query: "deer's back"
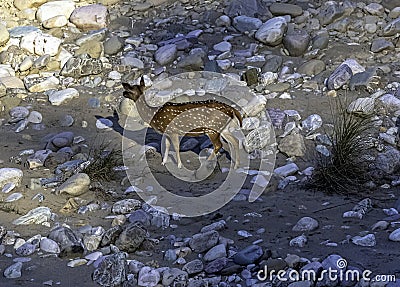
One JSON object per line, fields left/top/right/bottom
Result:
{"left": 150, "top": 100, "right": 241, "bottom": 136}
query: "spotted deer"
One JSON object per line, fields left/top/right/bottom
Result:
{"left": 122, "top": 76, "right": 243, "bottom": 169}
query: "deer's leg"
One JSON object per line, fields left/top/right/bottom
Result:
{"left": 170, "top": 133, "right": 182, "bottom": 168}
{"left": 221, "top": 131, "right": 240, "bottom": 169}
{"left": 206, "top": 132, "right": 223, "bottom": 161}
{"left": 161, "top": 135, "right": 171, "bottom": 166}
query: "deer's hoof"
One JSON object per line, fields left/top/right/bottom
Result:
{"left": 161, "top": 161, "right": 166, "bottom": 166}
{"left": 178, "top": 163, "right": 183, "bottom": 169}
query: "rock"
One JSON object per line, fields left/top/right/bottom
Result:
{"left": 12, "top": 207, "right": 52, "bottom": 225}
{"left": 326, "top": 64, "right": 353, "bottom": 90}
{"left": 138, "top": 266, "right": 160, "bottom": 287}
{"left": 289, "top": 234, "right": 307, "bottom": 247}
{"left": 347, "top": 97, "right": 375, "bottom": 115}
{"left": 112, "top": 199, "right": 142, "bottom": 214}
{"left": 48, "top": 88, "right": 79, "bottom": 105}
{"left": 14, "top": 0, "right": 47, "bottom": 10}
{"left": 101, "top": 225, "right": 123, "bottom": 247}
{"left": 60, "top": 54, "right": 103, "bottom": 78}
{"left": 274, "top": 163, "right": 299, "bottom": 177}
{"left": 243, "top": 125, "right": 273, "bottom": 153}
{"left": 48, "top": 226, "right": 84, "bottom": 258}
{"left": 104, "top": 36, "right": 124, "bottom": 55}
{"left": 232, "top": 16, "right": 262, "bottom": 33}
{"left": 93, "top": 252, "right": 127, "bottom": 286}
{"left": 0, "top": 24, "right": 10, "bottom": 46}
{"left": 298, "top": 60, "right": 326, "bottom": 76}
{"left": 233, "top": 244, "right": 263, "bottom": 265}
{"left": 96, "top": 118, "right": 113, "bottom": 129}
{"left": 115, "top": 223, "right": 146, "bottom": 252}
{"left": 0, "top": 168, "right": 23, "bottom": 191}
{"left": 371, "top": 38, "right": 394, "bottom": 53}
{"left": 36, "top": 1, "right": 76, "bottom": 23}
{"left": 375, "top": 147, "right": 400, "bottom": 174}
{"left": 189, "top": 230, "right": 219, "bottom": 253}
{"left": 225, "top": 0, "right": 268, "bottom": 18}
{"left": 70, "top": 4, "right": 108, "bottom": 30}
{"left": 378, "top": 94, "right": 400, "bottom": 112}
{"left": 21, "top": 32, "right": 62, "bottom": 56}
{"left": 162, "top": 268, "right": 188, "bottom": 286}
{"left": 318, "top": 2, "right": 345, "bottom": 26}
{"left": 205, "top": 257, "right": 230, "bottom": 274}
{"left": 15, "top": 242, "right": 36, "bottom": 256}
{"left": 389, "top": 228, "right": 400, "bottom": 241}
{"left": 3, "top": 262, "right": 22, "bottom": 279}
{"left": 215, "top": 15, "right": 231, "bottom": 27}
{"left": 42, "top": 15, "right": 69, "bottom": 29}
{"left": 27, "top": 111, "right": 42, "bottom": 124}
{"left": 352, "top": 234, "right": 376, "bottom": 247}
{"left": 10, "top": 106, "right": 29, "bottom": 118}
{"left": 183, "top": 259, "right": 204, "bottom": 275}
{"left": 0, "top": 76, "right": 25, "bottom": 89}
{"left": 262, "top": 55, "right": 283, "bottom": 73}
{"left": 40, "top": 237, "right": 60, "bottom": 254}
{"left": 213, "top": 41, "right": 231, "bottom": 52}
{"left": 283, "top": 31, "right": 310, "bottom": 57}
{"left": 292, "top": 217, "right": 319, "bottom": 232}
{"left": 255, "top": 17, "right": 287, "bottom": 46}
{"left": 270, "top": 3, "right": 303, "bottom": 16}
{"left": 204, "top": 244, "right": 227, "bottom": 262}
{"left": 154, "top": 44, "right": 177, "bottom": 65}
{"left": 121, "top": 55, "right": 145, "bottom": 68}
{"left": 57, "top": 173, "right": 90, "bottom": 196}
{"left": 26, "top": 76, "right": 59, "bottom": 93}
{"left": 75, "top": 40, "right": 103, "bottom": 59}
{"left": 302, "top": 114, "right": 322, "bottom": 132}
{"left": 278, "top": 132, "right": 306, "bottom": 157}
{"left": 383, "top": 17, "right": 400, "bottom": 36}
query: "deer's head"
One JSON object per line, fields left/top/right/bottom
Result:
{"left": 122, "top": 76, "right": 146, "bottom": 102}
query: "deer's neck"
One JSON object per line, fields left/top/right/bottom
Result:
{"left": 135, "top": 94, "right": 159, "bottom": 124}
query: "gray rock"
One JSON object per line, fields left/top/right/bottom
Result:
{"left": 189, "top": 230, "right": 219, "bottom": 253}
{"left": 104, "top": 36, "right": 124, "bottom": 55}
{"left": 3, "top": 262, "right": 22, "bottom": 279}
{"left": 0, "top": 24, "right": 10, "bottom": 46}
{"left": 318, "top": 2, "right": 345, "bottom": 26}
{"left": 162, "top": 268, "right": 188, "bottom": 286}
{"left": 10, "top": 106, "right": 29, "bottom": 118}
{"left": 288, "top": 281, "right": 312, "bottom": 287}
{"left": 262, "top": 55, "right": 283, "bottom": 73}
{"left": 371, "top": 38, "right": 394, "bottom": 53}
{"left": 389, "top": 228, "right": 400, "bottom": 241}
{"left": 27, "top": 111, "right": 42, "bottom": 124}
{"left": 32, "top": 54, "right": 49, "bottom": 69}
{"left": 269, "top": 3, "right": 303, "bottom": 17}
{"left": 128, "top": 210, "right": 151, "bottom": 226}
{"left": 48, "top": 226, "right": 84, "bottom": 258}
{"left": 112, "top": 199, "right": 141, "bottom": 214}
{"left": 233, "top": 244, "right": 263, "bottom": 265}
{"left": 233, "top": 16, "right": 262, "bottom": 32}
{"left": 15, "top": 242, "right": 36, "bottom": 256}
{"left": 213, "top": 41, "right": 231, "bottom": 52}
{"left": 292, "top": 217, "right": 319, "bottom": 232}
{"left": 138, "top": 266, "right": 160, "bottom": 287}
{"left": 180, "top": 138, "right": 199, "bottom": 152}
{"left": 326, "top": 64, "right": 353, "bottom": 90}
{"left": 312, "top": 33, "right": 329, "bottom": 50}
{"left": 255, "top": 17, "right": 287, "bottom": 46}
{"left": 289, "top": 234, "right": 307, "bottom": 247}
{"left": 204, "top": 257, "right": 229, "bottom": 274}
{"left": 56, "top": 173, "right": 90, "bottom": 196}
{"left": 26, "top": 76, "right": 59, "bottom": 92}
{"left": 0, "top": 168, "right": 23, "bottom": 190}
{"left": 121, "top": 56, "right": 144, "bottom": 69}
{"left": 278, "top": 132, "right": 306, "bottom": 157}
{"left": 203, "top": 244, "right": 227, "bottom": 262}
{"left": 298, "top": 60, "right": 325, "bottom": 76}
{"left": 321, "top": 254, "right": 346, "bottom": 271}
{"left": 115, "top": 223, "right": 146, "bottom": 252}
{"left": 375, "top": 147, "right": 400, "bottom": 174}
{"left": 60, "top": 54, "right": 103, "bottom": 78}
{"left": 347, "top": 97, "right": 375, "bottom": 115}
{"left": 274, "top": 163, "right": 299, "bottom": 177}
{"left": 225, "top": 0, "right": 269, "bottom": 18}
{"left": 283, "top": 31, "right": 310, "bottom": 56}
{"left": 378, "top": 94, "right": 400, "bottom": 112}
{"left": 59, "top": 115, "right": 74, "bottom": 127}
{"left": 243, "top": 125, "right": 273, "bottom": 153}
{"left": 70, "top": 4, "right": 108, "bottom": 31}
{"left": 155, "top": 44, "right": 177, "bottom": 65}
{"left": 101, "top": 225, "right": 122, "bottom": 247}
{"left": 176, "top": 53, "right": 204, "bottom": 70}
{"left": 351, "top": 234, "right": 376, "bottom": 247}
{"left": 93, "top": 252, "right": 127, "bottom": 286}
{"left": 382, "top": 0, "right": 400, "bottom": 10}
{"left": 183, "top": 259, "right": 204, "bottom": 275}
{"left": 383, "top": 17, "right": 400, "bottom": 36}
{"left": 36, "top": 0, "right": 75, "bottom": 23}
{"left": 40, "top": 237, "right": 60, "bottom": 254}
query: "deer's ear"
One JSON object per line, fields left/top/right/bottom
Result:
{"left": 122, "top": 82, "right": 133, "bottom": 91}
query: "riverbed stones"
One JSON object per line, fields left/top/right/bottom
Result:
{"left": 56, "top": 173, "right": 90, "bottom": 196}
{"left": 255, "top": 17, "right": 287, "bottom": 46}
{"left": 189, "top": 230, "right": 219, "bottom": 253}
{"left": 115, "top": 223, "right": 147, "bottom": 252}
{"left": 154, "top": 44, "right": 177, "bottom": 65}
{"left": 112, "top": 199, "right": 142, "bottom": 214}
{"left": 283, "top": 30, "right": 310, "bottom": 57}
{"left": 0, "top": 168, "right": 23, "bottom": 190}
{"left": 203, "top": 244, "right": 227, "bottom": 262}
{"left": 269, "top": 3, "right": 303, "bottom": 17}
{"left": 233, "top": 244, "right": 263, "bottom": 265}
{"left": 278, "top": 132, "right": 306, "bottom": 157}
{"left": 40, "top": 237, "right": 60, "bottom": 254}
{"left": 292, "top": 217, "right": 319, "bottom": 232}
{"left": 60, "top": 54, "right": 103, "bottom": 77}
{"left": 0, "top": 24, "right": 10, "bottom": 46}
{"left": 92, "top": 252, "right": 127, "bottom": 286}
{"left": 138, "top": 266, "right": 160, "bottom": 287}
{"left": 36, "top": 1, "right": 76, "bottom": 23}
{"left": 48, "top": 226, "right": 84, "bottom": 258}
{"left": 352, "top": 234, "right": 376, "bottom": 247}
{"left": 3, "top": 262, "right": 22, "bottom": 279}
{"left": 232, "top": 16, "right": 262, "bottom": 33}
{"left": 70, "top": 4, "right": 108, "bottom": 31}
{"left": 389, "top": 228, "right": 400, "bottom": 241}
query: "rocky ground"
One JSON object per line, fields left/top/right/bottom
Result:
{"left": 0, "top": 0, "right": 400, "bottom": 286}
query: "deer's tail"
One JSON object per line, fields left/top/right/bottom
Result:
{"left": 232, "top": 108, "right": 243, "bottom": 127}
